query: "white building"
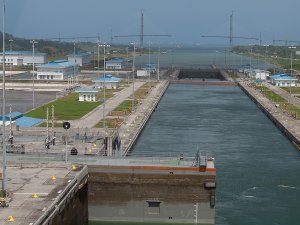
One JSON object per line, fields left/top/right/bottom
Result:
{"left": 0, "top": 51, "right": 47, "bottom": 66}
{"left": 137, "top": 70, "right": 148, "bottom": 77}
{"left": 105, "top": 58, "right": 124, "bottom": 70}
{"left": 249, "top": 69, "right": 271, "bottom": 80}
{"left": 68, "top": 52, "right": 91, "bottom": 66}
{"left": 93, "top": 74, "right": 121, "bottom": 89}
{"left": 75, "top": 88, "right": 98, "bottom": 102}
{"left": 270, "top": 74, "right": 298, "bottom": 87}
{"left": 36, "top": 60, "right": 78, "bottom": 80}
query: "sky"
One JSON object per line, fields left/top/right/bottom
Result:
{"left": 2, "top": 0, "right": 300, "bottom": 46}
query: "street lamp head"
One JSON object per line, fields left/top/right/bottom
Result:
{"left": 99, "top": 43, "right": 110, "bottom": 47}
{"left": 30, "top": 40, "right": 38, "bottom": 45}
{"left": 288, "top": 46, "right": 296, "bottom": 49}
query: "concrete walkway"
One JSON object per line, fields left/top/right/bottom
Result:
{"left": 71, "top": 82, "right": 144, "bottom": 128}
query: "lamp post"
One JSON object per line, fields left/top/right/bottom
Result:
{"left": 131, "top": 42, "right": 136, "bottom": 112}
{"left": 2, "top": 0, "right": 7, "bottom": 199}
{"left": 249, "top": 45, "right": 253, "bottom": 79}
{"left": 263, "top": 44, "right": 269, "bottom": 70}
{"left": 148, "top": 41, "right": 151, "bottom": 91}
{"left": 157, "top": 43, "right": 160, "bottom": 81}
{"left": 73, "top": 40, "right": 76, "bottom": 88}
{"left": 30, "top": 40, "right": 38, "bottom": 109}
{"left": 99, "top": 43, "right": 110, "bottom": 128}
{"left": 288, "top": 46, "right": 296, "bottom": 102}
{"left": 9, "top": 39, "right": 13, "bottom": 80}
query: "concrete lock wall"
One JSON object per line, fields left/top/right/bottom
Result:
{"left": 50, "top": 182, "right": 89, "bottom": 225}
{"left": 88, "top": 166, "right": 216, "bottom": 224}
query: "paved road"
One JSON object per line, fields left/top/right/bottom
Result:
{"left": 266, "top": 83, "right": 300, "bottom": 108}
{"left": 71, "top": 82, "right": 144, "bottom": 128}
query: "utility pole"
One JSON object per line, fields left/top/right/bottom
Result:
{"left": 99, "top": 43, "right": 110, "bottom": 128}
{"left": 52, "top": 105, "right": 55, "bottom": 145}
{"left": 73, "top": 40, "right": 76, "bottom": 88}
{"left": 140, "top": 10, "right": 144, "bottom": 48}
{"left": 132, "top": 42, "right": 136, "bottom": 112}
{"left": 157, "top": 43, "right": 160, "bottom": 81}
{"left": 148, "top": 41, "right": 151, "bottom": 91}
{"left": 30, "top": 40, "right": 38, "bottom": 109}
{"left": 2, "top": 0, "right": 7, "bottom": 200}
{"left": 110, "top": 29, "right": 113, "bottom": 45}
{"left": 229, "top": 11, "right": 233, "bottom": 48}
{"left": 288, "top": 46, "right": 296, "bottom": 103}
{"left": 9, "top": 39, "right": 13, "bottom": 80}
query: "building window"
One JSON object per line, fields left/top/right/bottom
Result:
{"left": 147, "top": 200, "right": 160, "bottom": 215}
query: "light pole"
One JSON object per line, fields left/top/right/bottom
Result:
{"left": 2, "top": 0, "right": 7, "bottom": 199}
{"left": 131, "top": 42, "right": 136, "bottom": 112}
{"left": 73, "top": 40, "right": 76, "bottom": 88}
{"left": 148, "top": 41, "right": 151, "bottom": 91}
{"left": 249, "top": 45, "right": 253, "bottom": 78}
{"left": 288, "top": 46, "right": 296, "bottom": 102}
{"left": 263, "top": 44, "right": 269, "bottom": 70}
{"left": 97, "top": 40, "right": 100, "bottom": 81}
{"left": 9, "top": 39, "right": 13, "bottom": 80}
{"left": 99, "top": 43, "right": 110, "bottom": 128}
{"left": 157, "top": 43, "right": 160, "bottom": 81}
{"left": 30, "top": 40, "right": 38, "bottom": 109}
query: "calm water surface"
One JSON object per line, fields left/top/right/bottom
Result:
{"left": 128, "top": 84, "right": 300, "bottom": 225}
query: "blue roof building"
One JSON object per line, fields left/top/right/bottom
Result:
{"left": 142, "top": 63, "right": 157, "bottom": 73}
{"left": 270, "top": 73, "right": 298, "bottom": 87}
{"left": 106, "top": 58, "right": 125, "bottom": 70}
{"left": 93, "top": 74, "right": 121, "bottom": 89}
{"left": 36, "top": 60, "right": 78, "bottom": 80}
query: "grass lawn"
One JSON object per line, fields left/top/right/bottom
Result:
{"left": 95, "top": 118, "right": 124, "bottom": 128}
{"left": 281, "top": 87, "right": 300, "bottom": 94}
{"left": 97, "top": 88, "right": 122, "bottom": 100}
{"left": 132, "top": 82, "right": 158, "bottom": 99}
{"left": 114, "top": 100, "right": 138, "bottom": 112}
{"left": 256, "top": 85, "right": 300, "bottom": 119}
{"left": 25, "top": 93, "right": 100, "bottom": 120}
{"left": 0, "top": 190, "right": 6, "bottom": 198}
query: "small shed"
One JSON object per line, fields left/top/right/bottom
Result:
{"left": 142, "top": 63, "right": 157, "bottom": 73}
{"left": 93, "top": 74, "right": 121, "bottom": 89}
{"left": 75, "top": 88, "right": 98, "bottom": 102}
{"left": 137, "top": 70, "right": 148, "bottom": 77}
{"left": 105, "top": 58, "right": 124, "bottom": 70}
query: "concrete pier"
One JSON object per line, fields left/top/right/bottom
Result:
{"left": 0, "top": 164, "right": 88, "bottom": 225}
{"left": 238, "top": 80, "right": 300, "bottom": 149}
{"left": 118, "top": 80, "right": 170, "bottom": 156}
